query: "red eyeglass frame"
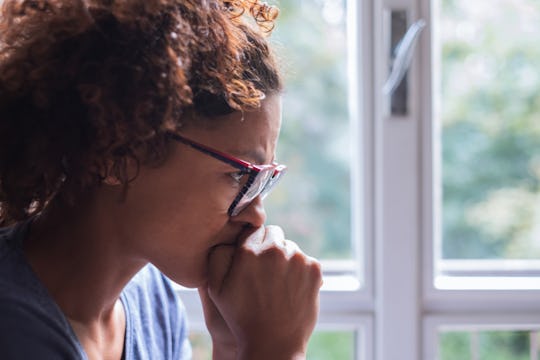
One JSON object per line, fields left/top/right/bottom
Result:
{"left": 168, "top": 132, "right": 287, "bottom": 216}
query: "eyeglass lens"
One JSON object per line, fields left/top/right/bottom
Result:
{"left": 231, "top": 168, "right": 284, "bottom": 215}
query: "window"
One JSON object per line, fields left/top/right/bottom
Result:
{"left": 434, "top": 0, "right": 540, "bottom": 290}
{"left": 427, "top": 0, "right": 540, "bottom": 358}
{"left": 180, "top": 0, "right": 540, "bottom": 358}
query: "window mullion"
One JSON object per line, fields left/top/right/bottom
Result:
{"left": 373, "top": 0, "right": 423, "bottom": 359}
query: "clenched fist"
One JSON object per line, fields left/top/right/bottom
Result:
{"left": 199, "top": 225, "right": 322, "bottom": 360}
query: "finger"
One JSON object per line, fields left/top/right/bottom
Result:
{"left": 246, "top": 225, "right": 285, "bottom": 253}
{"left": 198, "top": 287, "right": 219, "bottom": 323}
{"left": 282, "top": 239, "right": 301, "bottom": 259}
{"left": 236, "top": 225, "right": 264, "bottom": 246}
{"left": 264, "top": 226, "right": 299, "bottom": 258}
{"left": 207, "top": 244, "right": 236, "bottom": 296}
{"left": 241, "top": 226, "right": 267, "bottom": 253}
{"left": 264, "top": 225, "right": 285, "bottom": 245}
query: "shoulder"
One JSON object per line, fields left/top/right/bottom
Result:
{"left": 0, "top": 219, "right": 33, "bottom": 267}
{"left": 123, "top": 264, "right": 184, "bottom": 315}
{"left": 0, "top": 222, "right": 84, "bottom": 359}
{"left": 0, "top": 294, "right": 83, "bottom": 359}
{"left": 0, "top": 223, "right": 20, "bottom": 259}
{"left": 122, "top": 264, "right": 192, "bottom": 359}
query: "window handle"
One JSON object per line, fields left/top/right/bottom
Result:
{"left": 383, "top": 18, "right": 426, "bottom": 96}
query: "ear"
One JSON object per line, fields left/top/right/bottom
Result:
{"left": 99, "top": 157, "right": 139, "bottom": 186}
{"left": 99, "top": 158, "right": 134, "bottom": 186}
{"left": 102, "top": 174, "right": 122, "bottom": 186}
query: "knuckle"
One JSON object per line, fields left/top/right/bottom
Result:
{"left": 260, "top": 245, "right": 285, "bottom": 260}
{"left": 308, "top": 259, "right": 323, "bottom": 283}
{"left": 236, "top": 246, "right": 256, "bottom": 262}
{"left": 310, "top": 258, "right": 322, "bottom": 273}
{"left": 290, "top": 250, "right": 307, "bottom": 265}
{"left": 265, "top": 224, "right": 284, "bottom": 238}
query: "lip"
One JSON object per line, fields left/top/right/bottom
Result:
{"left": 212, "top": 225, "right": 259, "bottom": 249}
{"left": 235, "top": 225, "right": 264, "bottom": 244}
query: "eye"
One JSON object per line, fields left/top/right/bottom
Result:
{"left": 229, "top": 170, "right": 249, "bottom": 184}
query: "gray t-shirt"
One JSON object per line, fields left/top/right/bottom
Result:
{"left": 0, "top": 221, "right": 192, "bottom": 359}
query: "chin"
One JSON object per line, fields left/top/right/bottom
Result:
{"left": 174, "top": 278, "right": 204, "bottom": 289}
{"left": 152, "top": 263, "right": 207, "bottom": 289}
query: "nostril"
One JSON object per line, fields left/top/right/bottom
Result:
{"left": 229, "top": 196, "right": 267, "bottom": 227}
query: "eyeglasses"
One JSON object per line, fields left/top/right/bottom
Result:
{"left": 168, "top": 133, "right": 287, "bottom": 216}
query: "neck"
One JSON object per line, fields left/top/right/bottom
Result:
{"left": 23, "top": 192, "right": 147, "bottom": 324}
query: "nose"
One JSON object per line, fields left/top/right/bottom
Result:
{"left": 230, "top": 196, "right": 266, "bottom": 228}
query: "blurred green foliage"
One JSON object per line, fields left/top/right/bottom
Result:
{"left": 306, "top": 331, "right": 355, "bottom": 359}
{"left": 439, "top": 0, "right": 539, "bottom": 356}
{"left": 440, "top": 330, "right": 534, "bottom": 360}
{"left": 264, "top": 0, "right": 351, "bottom": 260}
{"left": 189, "top": 333, "right": 212, "bottom": 360}
{"left": 189, "top": 330, "right": 355, "bottom": 359}
{"left": 440, "top": 331, "right": 470, "bottom": 360}
{"left": 267, "top": 0, "right": 540, "bottom": 262}
{"left": 440, "top": 0, "right": 540, "bottom": 259}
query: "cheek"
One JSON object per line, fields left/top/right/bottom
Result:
{"left": 123, "top": 164, "right": 237, "bottom": 244}
{"left": 185, "top": 176, "right": 240, "bottom": 216}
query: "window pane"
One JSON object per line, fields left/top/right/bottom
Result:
{"left": 265, "top": 0, "right": 352, "bottom": 260}
{"left": 189, "top": 332, "right": 212, "bottom": 360}
{"left": 438, "top": 0, "right": 540, "bottom": 259}
{"left": 189, "top": 330, "right": 356, "bottom": 359}
{"left": 439, "top": 329, "right": 538, "bottom": 360}
{"left": 307, "top": 330, "right": 356, "bottom": 360}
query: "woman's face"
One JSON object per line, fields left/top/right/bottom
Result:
{"left": 116, "top": 94, "right": 282, "bottom": 288}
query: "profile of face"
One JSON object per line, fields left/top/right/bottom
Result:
{"left": 110, "top": 94, "right": 282, "bottom": 288}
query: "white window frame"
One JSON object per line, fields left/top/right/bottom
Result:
{"left": 420, "top": 0, "right": 540, "bottom": 359}
{"left": 374, "top": 0, "right": 540, "bottom": 357}
{"left": 370, "top": 0, "right": 425, "bottom": 356}
{"left": 423, "top": 0, "right": 540, "bottom": 292}
{"left": 424, "top": 315, "right": 540, "bottom": 359}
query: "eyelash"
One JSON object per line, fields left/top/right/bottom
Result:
{"left": 229, "top": 170, "right": 249, "bottom": 183}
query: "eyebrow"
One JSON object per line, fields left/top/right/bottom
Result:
{"left": 235, "top": 149, "right": 268, "bottom": 165}
{"left": 170, "top": 132, "right": 273, "bottom": 166}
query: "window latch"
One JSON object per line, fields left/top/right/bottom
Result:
{"left": 383, "top": 12, "right": 426, "bottom": 116}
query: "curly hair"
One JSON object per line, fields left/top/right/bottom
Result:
{"left": 0, "top": 0, "right": 282, "bottom": 225}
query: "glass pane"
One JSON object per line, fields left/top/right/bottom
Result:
{"left": 189, "top": 330, "right": 356, "bottom": 359}
{"left": 306, "top": 330, "right": 356, "bottom": 360}
{"left": 439, "top": 329, "right": 538, "bottom": 360}
{"left": 189, "top": 332, "right": 212, "bottom": 360}
{"left": 438, "top": 0, "right": 540, "bottom": 259}
{"left": 265, "top": 0, "right": 352, "bottom": 260}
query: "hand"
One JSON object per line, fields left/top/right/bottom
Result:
{"left": 206, "top": 226, "right": 323, "bottom": 360}
{"left": 198, "top": 284, "right": 237, "bottom": 360}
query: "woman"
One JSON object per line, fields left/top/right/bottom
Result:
{"left": 0, "top": 0, "right": 322, "bottom": 359}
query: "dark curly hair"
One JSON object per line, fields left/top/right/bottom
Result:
{"left": 0, "top": 0, "right": 282, "bottom": 225}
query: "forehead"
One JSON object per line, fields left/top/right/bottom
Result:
{"left": 181, "top": 95, "right": 282, "bottom": 164}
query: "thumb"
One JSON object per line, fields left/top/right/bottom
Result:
{"left": 198, "top": 287, "right": 215, "bottom": 315}
{"left": 207, "top": 244, "right": 236, "bottom": 297}
{"left": 198, "top": 287, "right": 221, "bottom": 325}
